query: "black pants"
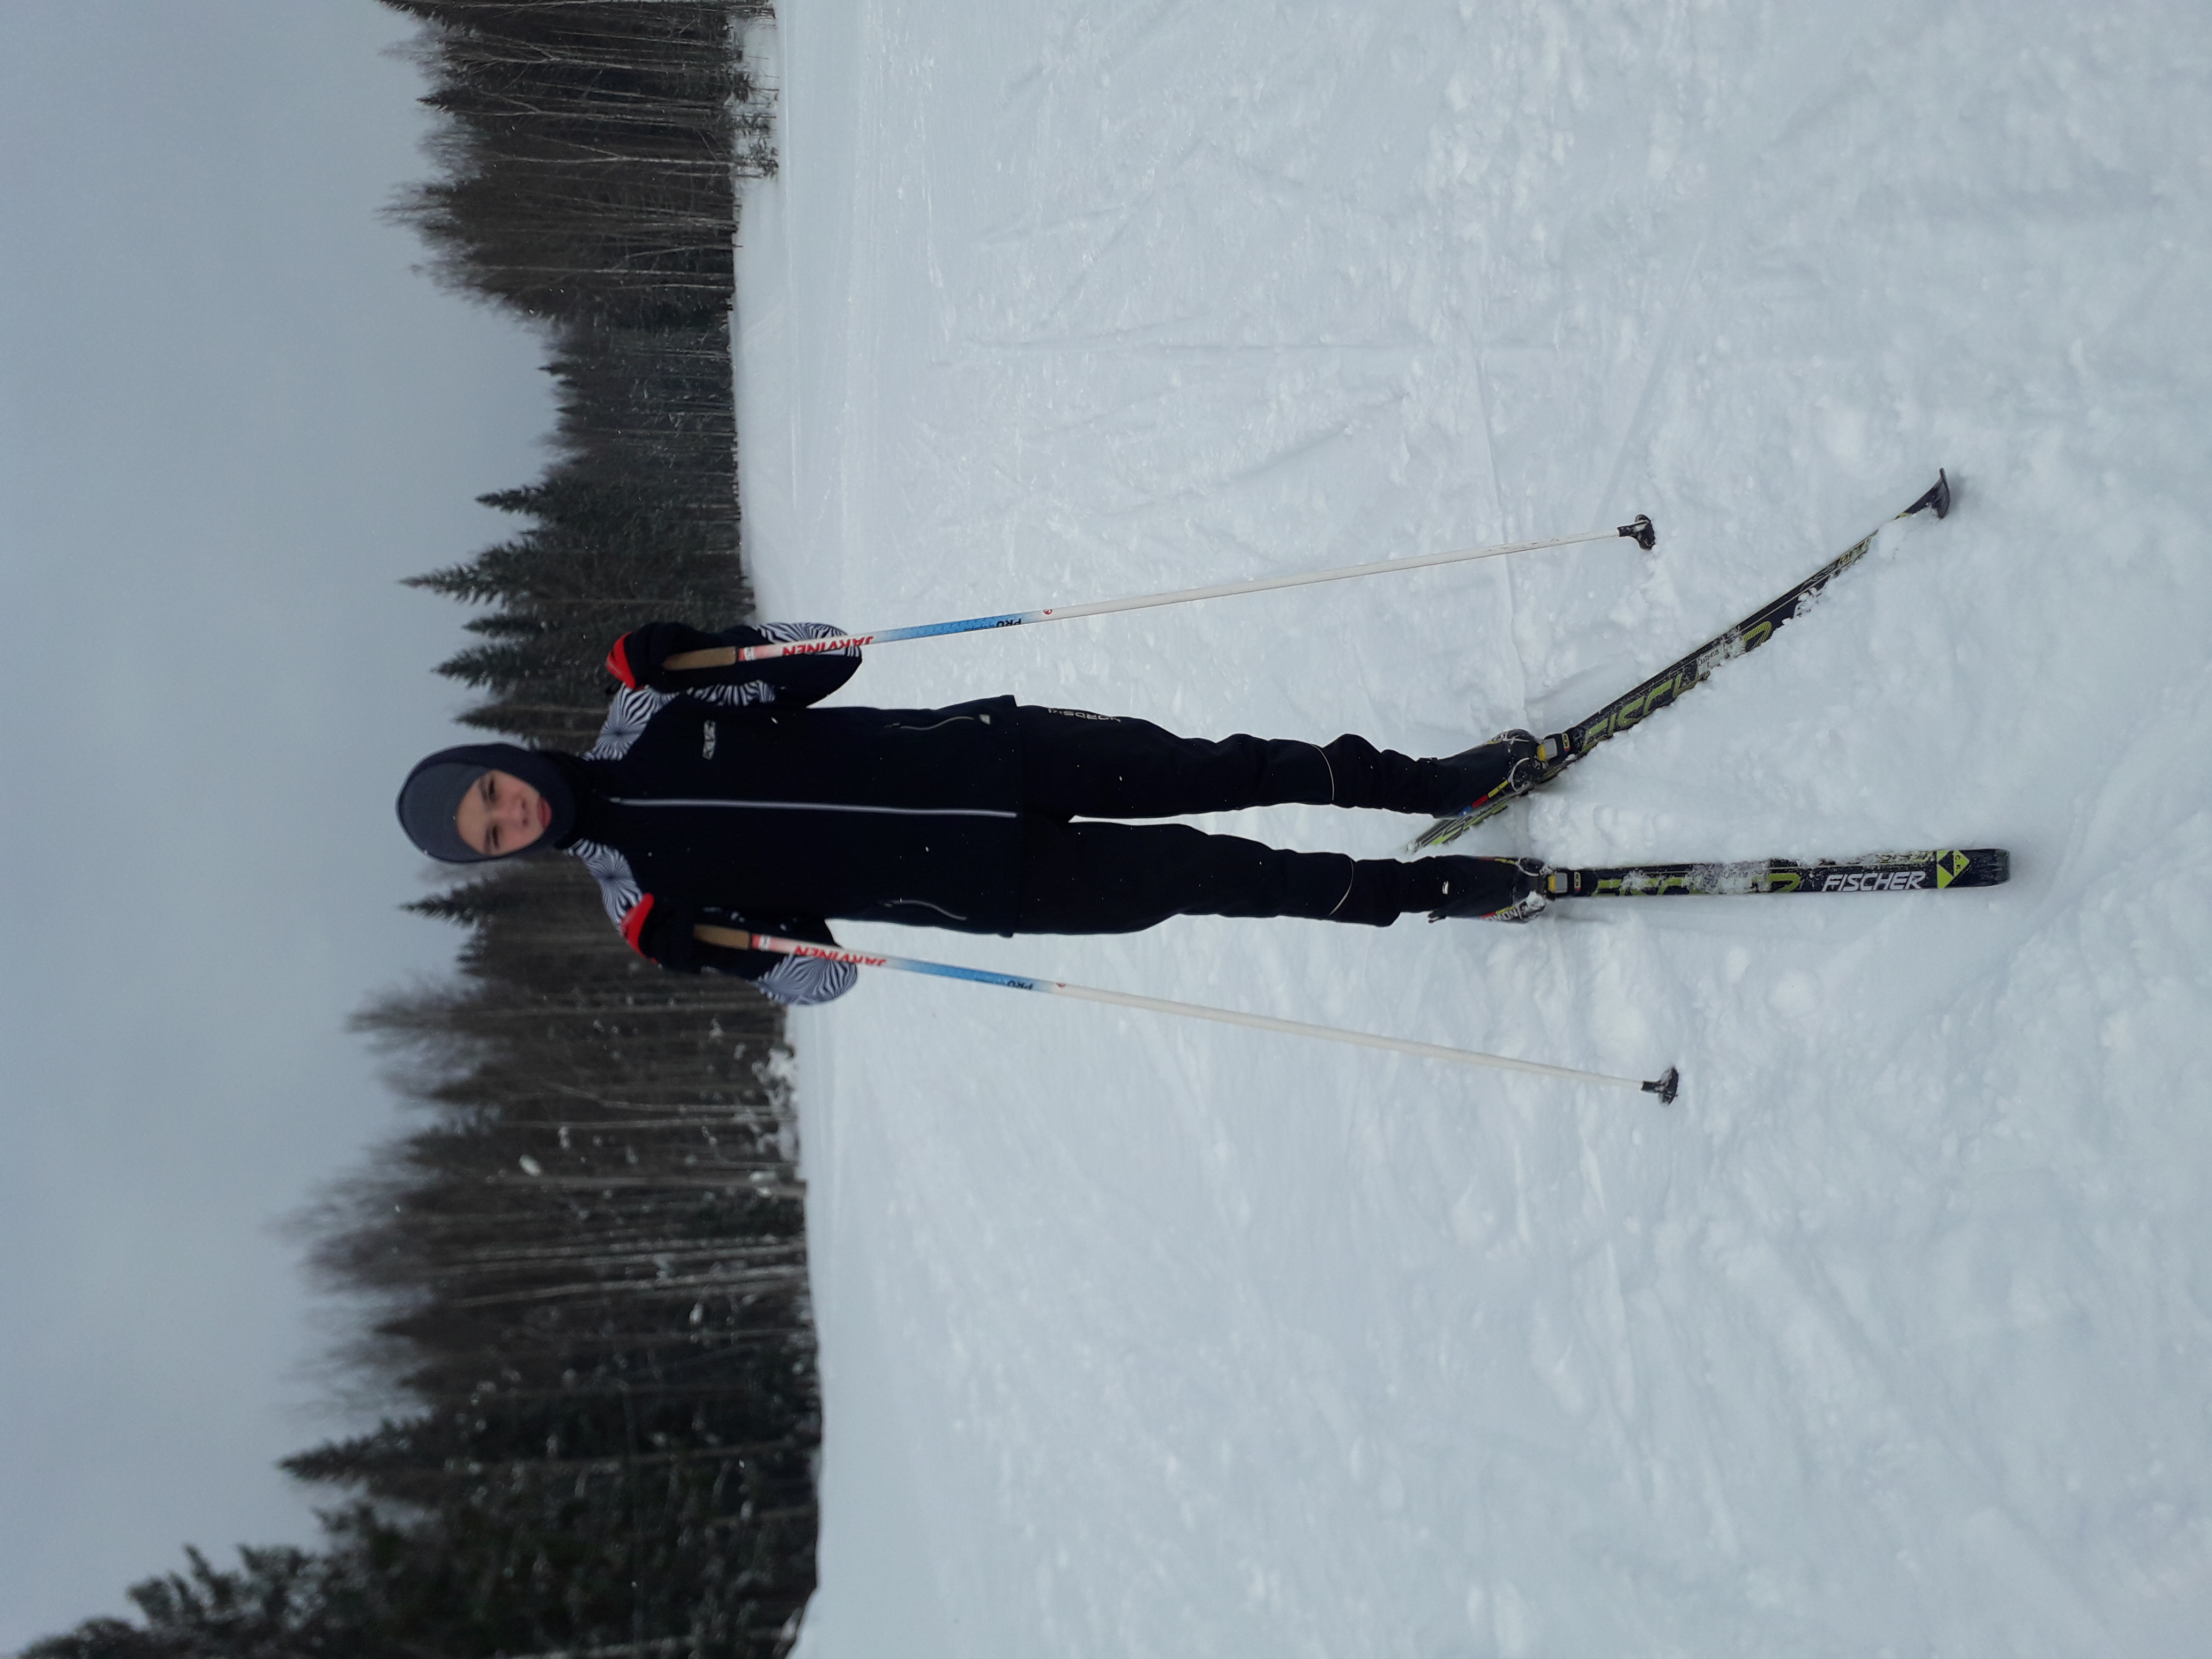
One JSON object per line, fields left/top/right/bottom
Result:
{"left": 1012, "top": 706, "right": 1489, "bottom": 933}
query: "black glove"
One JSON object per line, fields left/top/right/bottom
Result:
{"left": 603, "top": 621, "right": 862, "bottom": 707}
{"left": 624, "top": 895, "right": 841, "bottom": 980}
{"left": 623, "top": 893, "right": 702, "bottom": 970}
{"left": 603, "top": 621, "right": 727, "bottom": 692}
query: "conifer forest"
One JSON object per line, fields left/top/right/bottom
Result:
{"left": 29, "top": 4, "right": 809, "bottom": 1655}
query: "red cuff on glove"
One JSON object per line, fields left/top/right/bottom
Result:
{"left": 620, "top": 892, "right": 656, "bottom": 955}
{"left": 604, "top": 632, "right": 640, "bottom": 690}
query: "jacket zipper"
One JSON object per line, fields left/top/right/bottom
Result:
{"left": 606, "top": 796, "right": 1016, "bottom": 820}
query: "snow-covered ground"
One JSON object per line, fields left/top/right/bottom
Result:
{"left": 735, "top": 3, "right": 2212, "bottom": 1653}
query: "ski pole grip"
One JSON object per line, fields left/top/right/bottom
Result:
{"left": 694, "top": 924, "right": 760, "bottom": 951}
{"left": 663, "top": 646, "right": 739, "bottom": 672}
{"left": 1617, "top": 514, "right": 1657, "bottom": 550}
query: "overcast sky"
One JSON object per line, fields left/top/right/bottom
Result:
{"left": 0, "top": 3, "right": 560, "bottom": 1645}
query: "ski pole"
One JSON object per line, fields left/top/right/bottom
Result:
{"left": 664, "top": 518, "right": 1658, "bottom": 670}
{"left": 694, "top": 926, "right": 1679, "bottom": 1102}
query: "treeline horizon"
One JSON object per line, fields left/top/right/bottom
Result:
{"left": 29, "top": 4, "right": 814, "bottom": 1658}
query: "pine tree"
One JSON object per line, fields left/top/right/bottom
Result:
{"left": 32, "top": 6, "right": 818, "bottom": 1656}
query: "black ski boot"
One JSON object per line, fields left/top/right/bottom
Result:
{"left": 1420, "top": 729, "right": 1540, "bottom": 817}
{"left": 1424, "top": 855, "right": 1551, "bottom": 923}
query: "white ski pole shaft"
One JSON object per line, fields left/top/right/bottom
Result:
{"left": 697, "top": 926, "right": 1678, "bottom": 1101}
{"left": 664, "top": 518, "right": 1657, "bottom": 670}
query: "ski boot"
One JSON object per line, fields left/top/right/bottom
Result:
{"left": 1426, "top": 856, "right": 1552, "bottom": 924}
{"left": 1428, "top": 729, "right": 1541, "bottom": 817}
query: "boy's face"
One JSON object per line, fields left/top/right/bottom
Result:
{"left": 454, "top": 768, "right": 549, "bottom": 856}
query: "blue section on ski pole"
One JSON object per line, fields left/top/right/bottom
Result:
{"left": 872, "top": 611, "right": 1039, "bottom": 644}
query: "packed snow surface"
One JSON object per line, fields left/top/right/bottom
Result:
{"left": 735, "top": 3, "right": 2212, "bottom": 1653}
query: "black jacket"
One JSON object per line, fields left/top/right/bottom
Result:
{"left": 566, "top": 620, "right": 1023, "bottom": 1005}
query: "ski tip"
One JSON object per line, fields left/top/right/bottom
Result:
{"left": 1641, "top": 1066, "right": 1680, "bottom": 1106}
{"left": 1618, "top": 513, "right": 1657, "bottom": 551}
{"left": 1905, "top": 468, "right": 1952, "bottom": 520}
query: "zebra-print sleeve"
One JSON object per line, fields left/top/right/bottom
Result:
{"left": 571, "top": 841, "right": 855, "bottom": 1005}
{"left": 751, "top": 955, "right": 859, "bottom": 1005}
{"left": 682, "top": 678, "right": 778, "bottom": 711}
{"left": 585, "top": 686, "right": 677, "bottom": 762}
{"left": 571, "top": 838, "right": 645, "bottom": 929}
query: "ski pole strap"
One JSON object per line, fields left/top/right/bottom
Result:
{"left": 662, "top": 519, "right": 1655, "bottom": 671}
{"left": 692, "top": 925, "right": 1676, "bottom": 1100}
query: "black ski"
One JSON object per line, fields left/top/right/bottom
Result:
{"left": 1535, "top": 845, "right": 2007, "bottom": 901}
{"left": 1409, "top": 470, "right": 1952, "bottom": 852}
